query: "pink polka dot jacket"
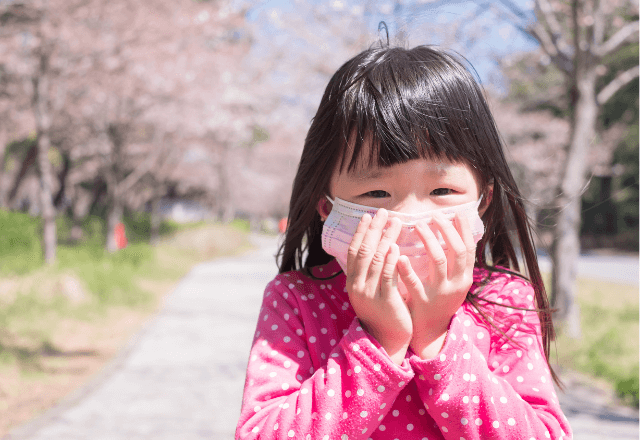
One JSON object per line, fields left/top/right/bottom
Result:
{"left": 236, "top": 259, "right": 572, "bottom": 439}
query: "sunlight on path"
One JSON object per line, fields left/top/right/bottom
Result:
{"left": 9, "top": 234, "right": 279, "bottom": 440}
{"left": 8, "top": 234, "right": 638, "bottom": 440}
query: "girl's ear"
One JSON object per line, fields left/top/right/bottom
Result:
{"left": 479, "top": 182, "right": 494, "bottom": 216}
{"left": 317, "top": 197, "right": 333, "bottom": 221}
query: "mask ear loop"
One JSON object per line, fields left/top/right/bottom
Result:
{"left": 483, "top": 178, "right": 494, "bottom": 208}
{"left": 318, "top": 195, "right": 334, "bottom": 221}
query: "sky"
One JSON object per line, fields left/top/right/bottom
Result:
{"left": 232, "top": 0, "right": 543, "bottom": 129}
{"left": 243, "top": 0, "right": 540, "bottom": 90}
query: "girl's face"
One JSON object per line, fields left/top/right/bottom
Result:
{"left": 320, "top": 155, "right": 483, "bottom": 219}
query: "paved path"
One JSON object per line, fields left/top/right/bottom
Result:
{"left": 6, "top": 234, "right": 638, "bottom": 440}
{"left": 557, "top": 376, "right": 639, "bottom": 440}
{"left": 538, "top": 253, "right": 639, "bottom": 285}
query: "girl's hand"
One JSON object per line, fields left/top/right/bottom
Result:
{"left": 345, "top": 209, "right": 413, "bottom": 365}
{"left": 398, "top": 212, "right": 476, "bottom": 360}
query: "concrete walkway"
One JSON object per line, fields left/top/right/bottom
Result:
{"left": 6, "top": 234, "right": 638, "bottom": 440}
{"left": 538, "top": 253, "right": 639, "bottom": 285}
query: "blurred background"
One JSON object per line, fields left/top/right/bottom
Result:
{"left": 0, "top": 0, "right": 637, "bottom": 436}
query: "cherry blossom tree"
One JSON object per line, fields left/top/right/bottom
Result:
{"left": 1, "top": 0, "right": 257, "bottom": 254}
{"left": 488, "top": 0, "right": 639, "bottom": 336}
{"left": 0, "top": 0, "right": 76, "bottom": 263}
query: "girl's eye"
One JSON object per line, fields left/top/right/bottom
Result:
{"left": 363, "top": 190, "right": 390, "bottom": 198}
{"left": 431, "top": 188, "right": 453, "bottom": 196}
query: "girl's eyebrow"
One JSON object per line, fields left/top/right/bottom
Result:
{"left": 349, "top": 168, "right": 386, "bottom": 180}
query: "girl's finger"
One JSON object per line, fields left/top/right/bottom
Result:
{"left": 368, "top": 217, "right": 402, "bottom": 287}
{"left": 346, "top": 213, "right": 372, "bottom": 275}
{"left": 430, "top": 212, "right": 467, "bottom": 279}
{"left": 352, "top": 209, "right": 389, "bottom": 285}
{"left": 414, "top": 218, "right": 448, "bottom": 282}
{"left": 455, "top": 213, "right": 477, "bottom": 278}
{"left": 380, "top": 242, "right": 400, "bottom": 294}
{"left": 397, "top": 255, "right": 424, "bottom": 295}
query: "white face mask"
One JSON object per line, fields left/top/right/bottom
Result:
{"left": 321, "top": 196, "right": 485, "bottom": 286}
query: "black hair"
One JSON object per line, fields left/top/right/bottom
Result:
{"left": 277, "top": 44, "right": 559, "bottom": 386}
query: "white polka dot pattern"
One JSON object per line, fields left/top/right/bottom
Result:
{"left": 236, "top": 261, "right": 572, "bottom": 440}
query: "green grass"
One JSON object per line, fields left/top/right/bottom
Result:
{"left": 56, "top": 243, "right": 155, "bottom": 307}
{"left": 228, "top": 218, "right": 251, "bottom": 233}
{"left": 5, "top": 208, "right": 634, "bottom": 406}
{"left": 0, "top": 210, "right": 43, "bottom": 274}
{"left": 56, "top": 212, "right": 184, "bottom": 246}
{"left": 553, "top": 277, "right": 639, "bottom": 407}
{"left": 0, "top": 213, "right": 252, "bottom": 371}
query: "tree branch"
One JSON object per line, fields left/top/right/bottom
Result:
{"left": 593, "top": 21, "right": 639, "bottom": 58}
{"left": 496, "top": 0, "right": 528, "bottom": 19}
{"left": 457, "top": 2, "right": 493, "bottom": 49}
{"left": 485, "top": 0, "right": 573, "bottom": 73}
{"left": 115, "top": 148, "right": 161, "bottom": 197}
{"left": 500, "top": 0, "right": 574, "bottom": 74}
{"left": 536, "top": 0, "right": 566, "bottom": 48}
{"left": 597, "top": 65, "right": 639, "bottom": 104}
{"left": 534, "top": 0, "right": 574, "bottom": 70}
{"left": 482, "top": 1, "right": 537, "bottom": 43}
{"left": 528, "top": 21, "right": 573, "bottom": 74}
{"left": 592, "top": 0, "right": 606, "bottom": 47}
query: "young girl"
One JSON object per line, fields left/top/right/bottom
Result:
{"left": 236, "top": 45, "right": 572, "bottom": 440}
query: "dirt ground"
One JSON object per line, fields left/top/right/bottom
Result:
{"left": 0, "top": 224, "right": 251, "bottom": 438}
{"left": 0, "top": 298, "right": 167, "bottom": 437}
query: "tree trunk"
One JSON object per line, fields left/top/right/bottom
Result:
{"left": 217, "top": 143, "right": 234, "bottom": 223}
{"left": 53, "top": 151, "right": 71, "bottom": 209}
{"left": 220, "top": 200, "right": 235, "bottom": 223}
{"left": 8, "top": 144, "right": 38, "bottom": 207}
{"left": 70, "top": 189, "right": 92, "bottom": 243}
{"left": 150, "top": 196, "right": 161, "bottom": 244}
{"left": 551, "top": 196, "right": 582, "bottom": 338}
{"left": 551, "top": 69, "right": 598, "bottom": 339}
{"left": 70, "top": 219, "right": 83, "bottom": 243}
{"left": 0, "top": 128, "right": 8, "bottom": 209}
{"left": 33, "top": 69, "right": 56, "bottom": 265}
{"left": 37, "top": 132, "right": 57, "bottom": 264}
{"left": 106, "top": 201, "right": 124, "bottom": 252}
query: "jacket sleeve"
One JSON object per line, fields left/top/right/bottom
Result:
{"left": 236, "top": 276, "right": 415, "bottom": 440}
{"left": 408, "top": 275, "right": 572, "bottom": 440}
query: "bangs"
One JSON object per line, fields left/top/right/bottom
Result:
{"left": 332, "top": 46, "right": 487, "bottom": 175}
